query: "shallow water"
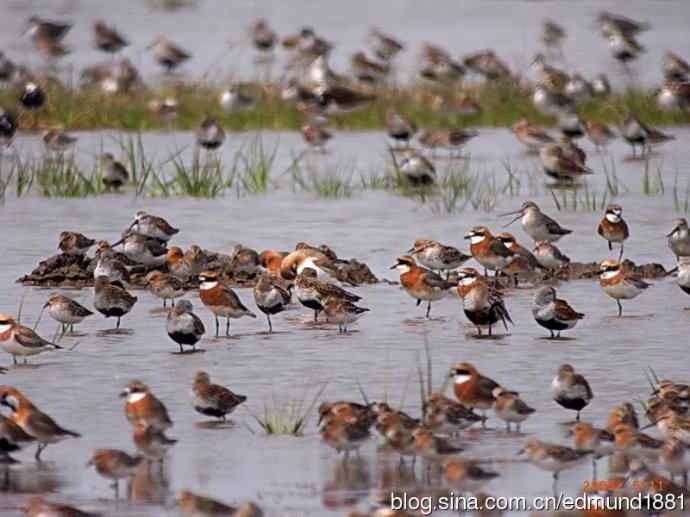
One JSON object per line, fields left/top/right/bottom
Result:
{"left": 1, "top": 0, "right": 688, "bottom": 88}
{"left": 0, "top": 128, "right": 689, "bottom": 516}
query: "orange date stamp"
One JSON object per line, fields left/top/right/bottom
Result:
{"left": 583, "top": 479, "right": 664, "bottom": 492}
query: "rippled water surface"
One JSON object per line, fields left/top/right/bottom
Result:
{"left": 0, "top": 0, "right": 688, "bottom": 87}
{"left": 0, "top": 127, "right": 688, "bottom": 515}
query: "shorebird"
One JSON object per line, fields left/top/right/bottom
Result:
{"left": 398, "top": 149, "right": 436, "bottom": 185}
{"left": 611, "top": 423, "right": 664, "bottom": 463}
{"left": 533, "top": 241, "right": 570, "bottom": 272}
{"left": 93, "top": 20, "right": 128, "bottom": 53}
{"left": 598, "top": 260, "right": 650, "bottom": 316}
{"left": 417, "top": 128, "right": 478, "bottom": 155}
{"left": 456, "top": 268, "right": 512, "bottom": 336}
{"left": 584, "top": 121, "right": 617, "bottom": 151}
{"left": 43, "top": 293, "right": 93, "bottom": 333}
{"left": 199, "top": 271, "right": 256, "bottom": 337}
{"left": 605, "top": 402, "right": 639, "bottom": 432}
{"left": 464, "top": 226, "right": 515, "bottom": 277}
{"left": 94, "top": 241, "right": 130, "bottom": 286}
{"left": 120, "top": 380, "right": 172, "bottom": 431}
{"left": 676, "top": 257, "right": 690, "bottom": 297}
{"left": 23, "top": 496, "right": 97, "bottom": 517}
{"left": 128, "top": 210, "right": 179, "bottom": 242}
{"left": 146, "top": 271, "right": 185, "bottom": 308}
{"left": 592, "top": 74, "right": 611, "bottom": 96}
{"left": 502, "top": 201, "right": 572, "bottom": 243}
{"left": 315, "top": 85, "right": 375, "bottom": 116}
{"left": 531, "top": 54, "right": 569, "bottom": 92}
{"left": 541, "top": 19, "right": 566, "bottom": 52}
{"left": 94, "top": 276, "right": 137, "bottom": 329}
{"left": 423, "top": 393, "right": 482, "bottom": 435}
{"left": 463, "top": 49, "right": 511, "bottom": 81}
{"left": 250, "top": 19, "right": 276, "bottom": 53}
{"left": 253, "top": 273, "right": 291, "bottom": 333}
{"left": 598, "top": 204, "right": 629, "bottom": 260}
{"left": 100, "top": 153, "right": 129, "bottom": 190}
{"left": 408, "top": 239, "right": 470, "bottom": 277}
{"left": 0, "top": 314, "right": 62, "bottom": 364}
{"left": 0, "top": 386, "right": 80, "bottom": 460}
{"left": 391, "top": 255, "right": 454, "bottom": 318}
{"left": 178, "top": 491, "right": 262, "bottom": 517}
{"left": 532, "top": 81, "right": 574, "bottom": 117}
{"left": 132, "top": 424, "right": 177, "bottom": 465}
{"left": 0, "top": 109, "right": 18, "bottom": 147}
{"left": 512, "top": 119, "right": 554, "bottom": 153}
{"left": 42, "top": 129, "right": 76, "bottom": 153}
{"left": 385, "top": 109, "right": 416, "bottom": 148}
{"left": 19, "top": 82, "right": 45, "bottom": 110}
{"left": 301, "top": 123, "right": 332, "bottom": 152}
{"left": 196, "top": 116, "right": 225, "bottom": 150}
{"left": 167, "top": 300, "right": 205, "bottom": 353}
{"left": 597, "top": 11, "right": 650, "bottom": 39}
{"left": 0, "top": 413, "right": 34, "bottom": 464}
{"left": 148, "top": 36, "right": 190, "bottom": 72}
{"left": 369, "top": 28, "right": 404, "bottom": 63}
{"left": 608, "top": 32, "right": 644, "bottom": 65}
{"left": 192, "top": 371, "right": 246, "bottom": 421}
{"left": 295, "top": 267, "right": 360, "bottom": 322}
{"left": 219, "top": 85, "right": 255, "bottom": 113}
{"left": 443, "top": 459, "right": 499, "bottom": 493}
{"left": 564, "top": 74, "right": 594, "bottom": 104}
{"left": 411, "top": 426, "right": 463, "bottom": 461}
{"left": 518, "top": 438, "right": 590, "bottom": 489}
{"left": 659, "top": 438, "right": 690, "bottom": 485}
{"left": 418, "top": 44, "right": 465, "bottom": 84}
{"left": 58, "top": 231, "right": 95, "bottom": 256}
{"left": 532, "top": 287, "right": 583, "bottom": 338}
{"left": 663, "top": 50, "right": 690, "bottom": 83}
{"left": 321, "top": 416, "right": 371, "bottom": 458}
{"left": 621, "top": 114, "right": 675, "bottom": 157}
{"left": 87, "top": 449, "right": 142, "bottom": 498}
{"left": 25, "top": 16, "right": 71, "bottom": 43}
{"left": 657, "top": 81, "right": 690, "bottom": 113}
{"left": 567, "top": 422, "right": 615, "bottom": 478}
{"left": 492, "top": 388, "right": 535, "bottom": 432}
{"left": 321, "top": 297, "right": 370, "bottom": 333}
{"left": 351, "top": 51, "right": 389, "bottom": 85}
{"left": 667, "top": 218, "right": 690, "bottom": 260}
{"left": 496, "top": 232, "right": 542, "bottom": 285}
{"left": 552, "top": 364, "right": 593, "bottom": 421}
{"left": 449, "top": 362, "right": 500, "bottom": 423}
{"left": 431, "top": 94, "right": 481, "bottom": 118}
{"left": 119, "top": 232, "right": 167, "bottom": 268}
{"left": 538, "top": 143, "right": 592, "bottom": 181}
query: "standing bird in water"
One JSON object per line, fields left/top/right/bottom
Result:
{"left": 167, "top": 300, "right": 205, "bottom": 353}
{"left": 531, "top": 287, "right": 584, "bottom": 339}
{"left": 597, "top": 204, "right": 629, "bottom": 261}
{"left": 456, "top": 268, "right": 512, "bottom": 336}
{"left": 253, "top": 274, "right": 291, "bottom": 333}
{"left": 552, "top": 364, "right": 593, "bottom": 421}
{"left": 148, "top": 36, "right": 191, "bottom": 73}
{"left": 93, "top": 20, "right": 128, "bottom": 54}
{"left": 196, "top": 117, "right": 225, "bottom": 150}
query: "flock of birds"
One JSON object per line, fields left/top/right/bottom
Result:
{"left": 0, "top": 10, "right": 688, "bottom": 188}
{"left": 0, "top": 7, "right": 689, "bottom": 517}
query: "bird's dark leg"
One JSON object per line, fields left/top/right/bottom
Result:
{"left": 163, "top": 299, "right": 167, "bottom": 308}
{"left": 608, "top": 241, "right": 612, "bottom": 251}
{"left": 488, "top": 324, "right": 492, "bottom": 336}
{"left": 426, "top": 301, "right": 431, "bottom": 319}
{"left": 116, "top": 317, "right": 121, "bottom": 329}
{"left": 215, "top": 316, "right": 219, "bottom": 337}
{"left": 12, "top": 356, "right": 16, "bottom": 365}
{"left": 550, "top": 329, "right": 554, "bottom": 339}
{"left": 416, "top": 299, "right": 422, "bottom": 306}
{"left": 616, "top": 299, "right": 622, "bottom": 317}
{"left": 576, "top": 410, "right": 581, "bottom": 422}
{"left": 179, "top": 344, "right": 183, "bottom": 353}
{"left": 35, "top": 444, "right": 46, "bottom": 461}
{"left": 314, "top": 310, "right": 318, "bottom": 322}
{"left": 225, "top": 318, "right": 230, "bottom": 337}
{"left": 267, "top": 315, "right": 272, "bottom": 333}
{"left": 619, "top": 243, "right": 624, "bottom": 262}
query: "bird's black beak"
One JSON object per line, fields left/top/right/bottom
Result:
{"left": 666, "top": 227, "right": 679, "bottom": 238}
{"left": 503, "top": 213, "right": 523, "bottom": 227}
{"left": 389, "top": 263, "right": 399, "bottom": 270}
{"left": 119, "top": 390, "right": 129, "bottom": 398}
